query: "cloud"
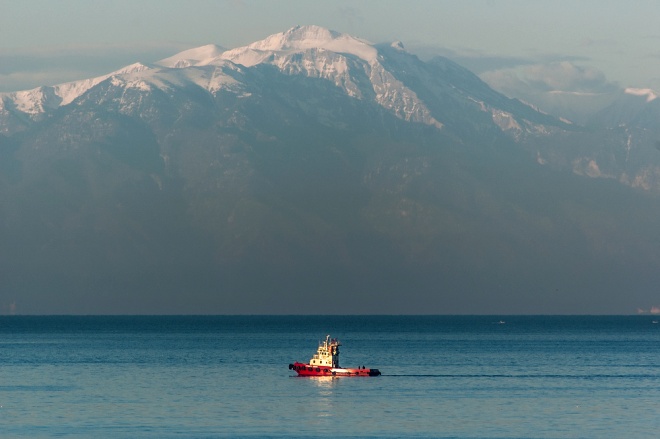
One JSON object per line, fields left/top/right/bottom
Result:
{"left": 407, "top": 44, "right": 535, "bottom": 73}
{"left": 403, "top": 42, "right": 616, "bottom": 96}
{"left": 477, "top": 61, "right": 621, "bottom": 123}
{"left": 482, "top": 61, "right": 619, "bottom": 96}
{"left": 521, "top": 61, "right": 619, "bottom": 94}
{"left": 407, "top": 42, "right": 594, "bottom": 74}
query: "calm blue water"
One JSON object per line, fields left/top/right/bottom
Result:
{"left": 1, "top": 316, "right": 659, "bottom": 438}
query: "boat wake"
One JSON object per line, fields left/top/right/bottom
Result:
{"left": 381, "top": 373, "right": 658, "bottom": 379}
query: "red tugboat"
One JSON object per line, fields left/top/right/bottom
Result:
{"left": 289, "top": 335, "right": 381, "bottom": 377}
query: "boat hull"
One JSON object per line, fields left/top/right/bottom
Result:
{"left": 289, "top": 362, "right": 381, "bottom": 377}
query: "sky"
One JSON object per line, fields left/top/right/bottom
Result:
{"left": 2, "top": 0, "right": 660, "bottom": 103}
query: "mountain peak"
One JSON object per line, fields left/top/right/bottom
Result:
{"left": 110, "top": 62, "right": 152, "bottom": 75}
{"left": 249, "top": 25, "right": 341, "bottom": 51}
{"left": 156, "top": 44, "right": 226, "bottom": 68}
{"left": 221, "top": 25, "right": 378, "bottom": 67}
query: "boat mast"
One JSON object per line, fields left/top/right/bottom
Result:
{"left": 328, "top": 335, "right": 340, "bottom": 368}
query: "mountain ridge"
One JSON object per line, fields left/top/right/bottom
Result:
{"left": 0, "top": 25, "right": 562, "bottom": 138}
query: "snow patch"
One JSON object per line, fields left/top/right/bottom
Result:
{"left": 628, "top": 167, "right": 660, "bottom": 191}
{"left": 220, "top": 25, "right": 378, "bottom": 67}
{"left": 156, "top": 44, "right": 225, "bottom": 68}
{"left": 217, "top": 47, "right": 273, "bottom": 67}
{"left": 491, "top": 109, "right": 522, "bottom": 133}
{"left": 11, "top": 87, "right": 61, "bottom": 114}
{"left": 625, "top": 87, "right": 658, "bottom": 103}
{"left": 536, "top": 151, "right": 547, "bottom": 165}
{"left": 57, "top": 63, "right": 150, "bottom": 105}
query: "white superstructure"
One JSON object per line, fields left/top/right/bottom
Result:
{"left": 308, "top": 335, "right": 340, "bottom": 368}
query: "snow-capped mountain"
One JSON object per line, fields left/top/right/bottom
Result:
{"left": 0, "top": 62, "right": 151, "bottom": 116}
{"left": 2, "top": 26, "right": 660, "bottom": 314}
{"left": 1, "top": 24, "right": 658, "bottom": 193}
{"left": 11, "top": 24, "right": 660, "bottom": 192}
{"left": 0, "top": 25, "right": 565, "bottom": 139}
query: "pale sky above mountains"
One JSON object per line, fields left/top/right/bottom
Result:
{"left": 2, "top": 0, "right": 660, "bottom": 105}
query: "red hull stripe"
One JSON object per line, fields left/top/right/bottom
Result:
{"left": 289, "top": 362, "right": 381, "bottom": 377}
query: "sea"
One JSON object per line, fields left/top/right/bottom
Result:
{"left": 1, "top": 315, "right": 659, "bottom": 438}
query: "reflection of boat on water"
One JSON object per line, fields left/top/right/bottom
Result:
{"left": 289, "top": 335, "right": 381, "bottom": 377}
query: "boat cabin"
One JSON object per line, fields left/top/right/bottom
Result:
{"left": 308, "top": 335, "right": 340, "bottom": 368}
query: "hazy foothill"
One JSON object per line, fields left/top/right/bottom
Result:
{"left": 1, "top": 26, "right": 660, "bottom": 315}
